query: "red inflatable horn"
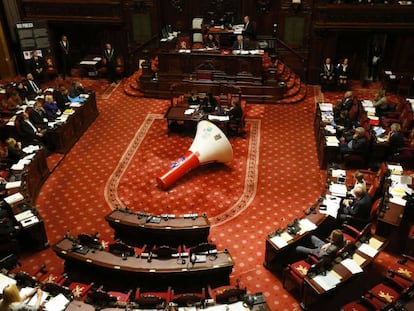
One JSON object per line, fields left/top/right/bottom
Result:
{"left": 156, "top": 120, "right": 233, "bottom": 189}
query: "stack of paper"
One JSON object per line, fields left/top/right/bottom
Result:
{"left": 44, "top": 294, "right": 70, "bottom": 311}
{"left": 0, "top": 273, "right": 16, "bottom": 292}
{"left": 20, "top": 287, "right": 49, "bottom": 306}
{"left": 184, "top": 109, "right": 195, "bottom": 115}
{"left": 368, "top": 237, "right": 384, "bottom": 250}
{"left": 4, "top": 192, "right": 24, "bottom": 205}
{"left": 312, "top": 270, "right": 341, "bottom": 291}
{"left": 361, "top": 100, "right": 373, "bottom": 107}
{"left": 332, "top": 169, "right": 346, "bottom": 178}
{"left": 270, "top": 231, "right": 293, "bottom": 248}
{"left": 325, "top": 125, "right": 336, "bottom": 134}
{"left": 388, "top": 164, "right": 403, "bottom": 175}
{"left": 340, "top": 258, "right": 363, "bottom": 274}
{"left": 326, "top": 136, "right": 339, "bottom": 147}
{"left": 320, "top": 195, "right": 342, "bottom": 218}
{"left": 22, "top": 144, "right": 40, "bottom": 153}
{"left": 5, "top": 181, "right": 21, "bottom": 189}
{"left": 319, "top": 103, "right": 333, "bottom": 112}
{"left": 208, "top": 115, "right": 229, "bottom": 121}
{"left": 329, "top": 184, "right": 347, "bottom": 197}
{"left": 358, "top": 243, "right": 378, "bottom": 258}
{"left": 298, "top": 218, "right": 317, "bottom": 234}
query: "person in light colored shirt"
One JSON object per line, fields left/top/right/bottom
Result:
{"left": 0, "top": 283, "right": 44, "bottom": 311}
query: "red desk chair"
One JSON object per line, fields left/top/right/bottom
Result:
{"left": 343, "top": 197, "right": 381, "bottom": 232}
{"left": 364, "top": 281, "right": 401, "bottom": 309}
{"left": 342, "top": 223, "right": 373, "bottom": 244}
{"left": 208, "top": 282, "right": 247, "bottom": 304}
{"left": 134, "top": 287, "right": 171, "bottom": 308}
{"left": 282, "top": 254, "right": 321, "bottom": 298}
{"left": 388, "top": 255, "right": 414, "bottom": 283}
{"left": 171, "top": 288, "right": 206, "bottom": 307}
{"left": 68, "top": 282, "right": 94, "bottom": 300}
{"left": 108, "top": 289, "right": 132, "bottom": 306}
{"left": 340, "top": 298, "right": 376, "bottom": 311}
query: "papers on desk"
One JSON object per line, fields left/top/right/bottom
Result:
{"left": 69, "top": 95, "right": 86, "bottom": 103}
{"left": 388, "top": 164, "right": 403, "bottom": 175}
{"left": 5, "top": 181, "right": 21, "bottom": 189}
{"left": 319, "top": 102, "right": 333, "bottom": 112}
{"left": 325, "top": 135, "right": 339, "bottom": 147}
{"left": 329, "top": 183, "right": 347, "bottom": 197}
{"left": 93, "top": 57, "right": 102, "bottom": 61}
{"left": 208, "top": 115, "right": 229, "bottom": 121}
{"left": 20, "top": 287, "right": 49, "bottom": 306}
{"left": 361, "top": 100, "right": 373, "bottom": 107}
{"left": 44, "top": 293, "right": 70, "bottom": 311}
{"left": 364, "top": 107, "right": 376, "bottom": 116}
{"left": 184, "top": 108, "right": 195, "bottom": 115}
{"left": 369, "top": 236, "right": 384, "bottom": 250}
{"left": 35, "top": 95, "right": 44, "bottom": 100}
{"left": 15, "top": 210, "right": 34, "bottom": 222}
{"left": 319, "top": 194, "right": 341, "bottom": 218}
{"left": 6, "top": 115, "right": 16, "bottom": 126}
{"left": 358, "top": 243, "right": 378, "bottom": 258}
{"left": 270, "top": 231, "right": 293, "bottom": 249}
{"left": 63, "top": 108, "right": 75, "bottom": 115}
{"left": 298, "top": 218, "right": 317, "bottom": 235}
{"left": 373, "top": 126, "right": 386, "bottom": 137}
{"left": 312, "top": 270, "right": 341, "bottom": 291}
{"left": 325, "top": 125, "right": 336, "bottom": 134}
{"left": 80, "top": 60, "right": 98, "bottom": 65}
{"left": 332, "top": 169, "right": 346, "bottom": 178}
{"left": 11, "top": 158, "right": 32, "bottom": 170}
{"left": 352, "top": 253, "right": 366, "bottom": 266}
{"left": 0, "top": 273, "right": 16, "bottom": 292}
{"left": 4, "top": 192, "right": 24, "bottom": 205}
{"left": 22, "top": 144, "right": 40, "bottom": 154}
{"left": 340, "top": 258, "right": 363, "bottom": 274}
{"left": 80, "top": 93, "right": 89, "bottom": 99}
{"left": 178, "top": 49, "right": 191, "bottom": 53}
{"left": 69, "top": 102, "right": 82, "bottom": 108}
{"left": 384, "top": 70, "right": 392, "bottom": 75}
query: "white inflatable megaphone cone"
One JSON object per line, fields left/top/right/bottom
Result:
{"left": 156, "top": 120, "right": 233, "bottom": 189}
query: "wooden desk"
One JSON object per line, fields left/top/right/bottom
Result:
{"left": 53, "top": 238, "right": 234, "bottom": 292}
{"left": 301, "top": 236, "right": 387, "bottom": 309}
{"left": 105, "top": 209, "right": 211, "bottom": 247}
{"left": 44, "top": 92, "right": 99, "bottom": 154}
{"left": 263, "top": 209, "right": 333, "bottom": 275}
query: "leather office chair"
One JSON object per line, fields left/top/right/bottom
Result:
{"left": 134, "top": 287, "right": 172, "bottom": 308}
{"left": 171, "top": 288, "right": 206, "bottom": 307}
{"left": 364, "top": 279, "right": 403, "bottom": 309}
{"left": 85, "top": 287, "right": 117, "bottom": 309}
{"left": 340, "top": 298, "right": 375, "bottom": 311}
{"left": 41, "top": 282, "right": 74, "bottom": 301}
{"left": 108, "top": 289, "right": 132, "bottom": 306}
{"left": 207, "top": 282, "right": 247, "bottom": 304}
{"left": 177, "top": 36, "right": 190, "bottom": 50}
{"left": 342, "top": 198, "right": 381, "bottom": 232}
{"left": 152, "top": 245, "right": 178, "bottom": 259}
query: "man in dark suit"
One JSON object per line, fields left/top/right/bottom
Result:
{"left": 29, "top": 50, "right": 45, "bottom": 82}
{"left": 19, "top": 111, "right": 44, "bottom": 144}
{"left": 25, "top": 73, "right": 42, "bottom": 99}
{"left": 337, "top": 186, "right": 372, "bottom": 224}
{"left": 29, "top": 101, "right": 48, "bottom": 129}
{"left": 320, "top": 57, "right": 335, "bottom": 92}
{"left": 58, "top": 35, "right": 71, "bottom": 79}
{"left": 242, "top": 15, "right": 255, "bottom": 40}
{"left": 103, "top": 43, "right": 117, "bottom": 83}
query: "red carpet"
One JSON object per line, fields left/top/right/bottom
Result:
{"left": 16, "top": 79, "right": 406, "bottom": 310}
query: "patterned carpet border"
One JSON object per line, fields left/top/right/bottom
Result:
{"left": 98, "top": 81, "right": 121, "bottom": 99}
{"left": 104, "top": 114, "right": 261, "bottom": 226}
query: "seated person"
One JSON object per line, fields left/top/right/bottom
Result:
{"left": 334, "top": 91, "right": 353, "bottom": 118}
{"left": 0, "top": 283, "right": 44, "bottom": 311}
{"left": 188, "top": 90, "right": 200, "bottom": 106}
{"left": 228, "top": 99, "right": 243, "bottom": 121}
{"left": 69, "top": 79, "right": 85, "bottom": 98}
{"left": 19, "top": 111, "right": 45, "bottom": 143}
{"left": 386, "top": 123, "right": 405, "bottom": 157}
{"left": 339, "top": 126, "right": 367, "bottom": 155}
{"left": 54, "top": 85, "right": 71, "bottom": 112}
{"left": 232, "top": 35, "right": 249, "bottom": 53}
{"left": 372, "top": 89, "right": 387, "bottom": 116}
{"left": 205, "top": 33, "right": 219, "bottom": 49}
{"left": 29, "top": 101, "right": 48, "bottom": 129}
{"left": 16, "top": 81, "right": 29, "bottom": 102}
{"left": 320, "top": 57, "right": 335, "bottom": 92}
{"left": 43, "top": 94, "right": 60, "bottom": 120}
{"left": 349, "top": 170, "right": 366, "bottom": 197}
{"left": 337, "top": 186, "right": 372, "bottom": 224}
{"left": 296, "top": 229, "right": 345, "bottom": 258}
{"left": 5, "top": 137, "right": 24, "bottom": 164}
{"left": 6, "top": 90, "right": 23, "bottom": 111}
{"left": 336, "top": 58, "right": 350, "bottom": 87}
{"left": 201, "top": 93, "right": 217, "bottom": 113}
{"left": 25, "top": 73, "right": 42, "bottom": 98}
{"left": 334, "top": 110, "right": 353, "bottom": 138}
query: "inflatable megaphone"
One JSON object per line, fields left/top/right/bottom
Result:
{"left": 156, "top": 120, "right": 233, "bottom": 189}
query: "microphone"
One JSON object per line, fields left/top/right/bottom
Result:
{"left": 190, "top": 253, "right": 197, "bottom": 265}
{"left": 147, "top": 251, "right": 152, "bottom": 263}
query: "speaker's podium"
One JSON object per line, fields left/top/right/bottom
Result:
{"left": 13, "top": 202, "right": 49, "bottom": 251}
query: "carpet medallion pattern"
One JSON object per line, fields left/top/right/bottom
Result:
{"left": 105, "top": 113, "right": 261, "bottom": 225}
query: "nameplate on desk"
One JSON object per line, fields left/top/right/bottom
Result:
{"left": 183, "top": 213, "right": 198, "bottom": 219}
{"left": 20, "top": 216, "right": 39, "bottom": 227}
